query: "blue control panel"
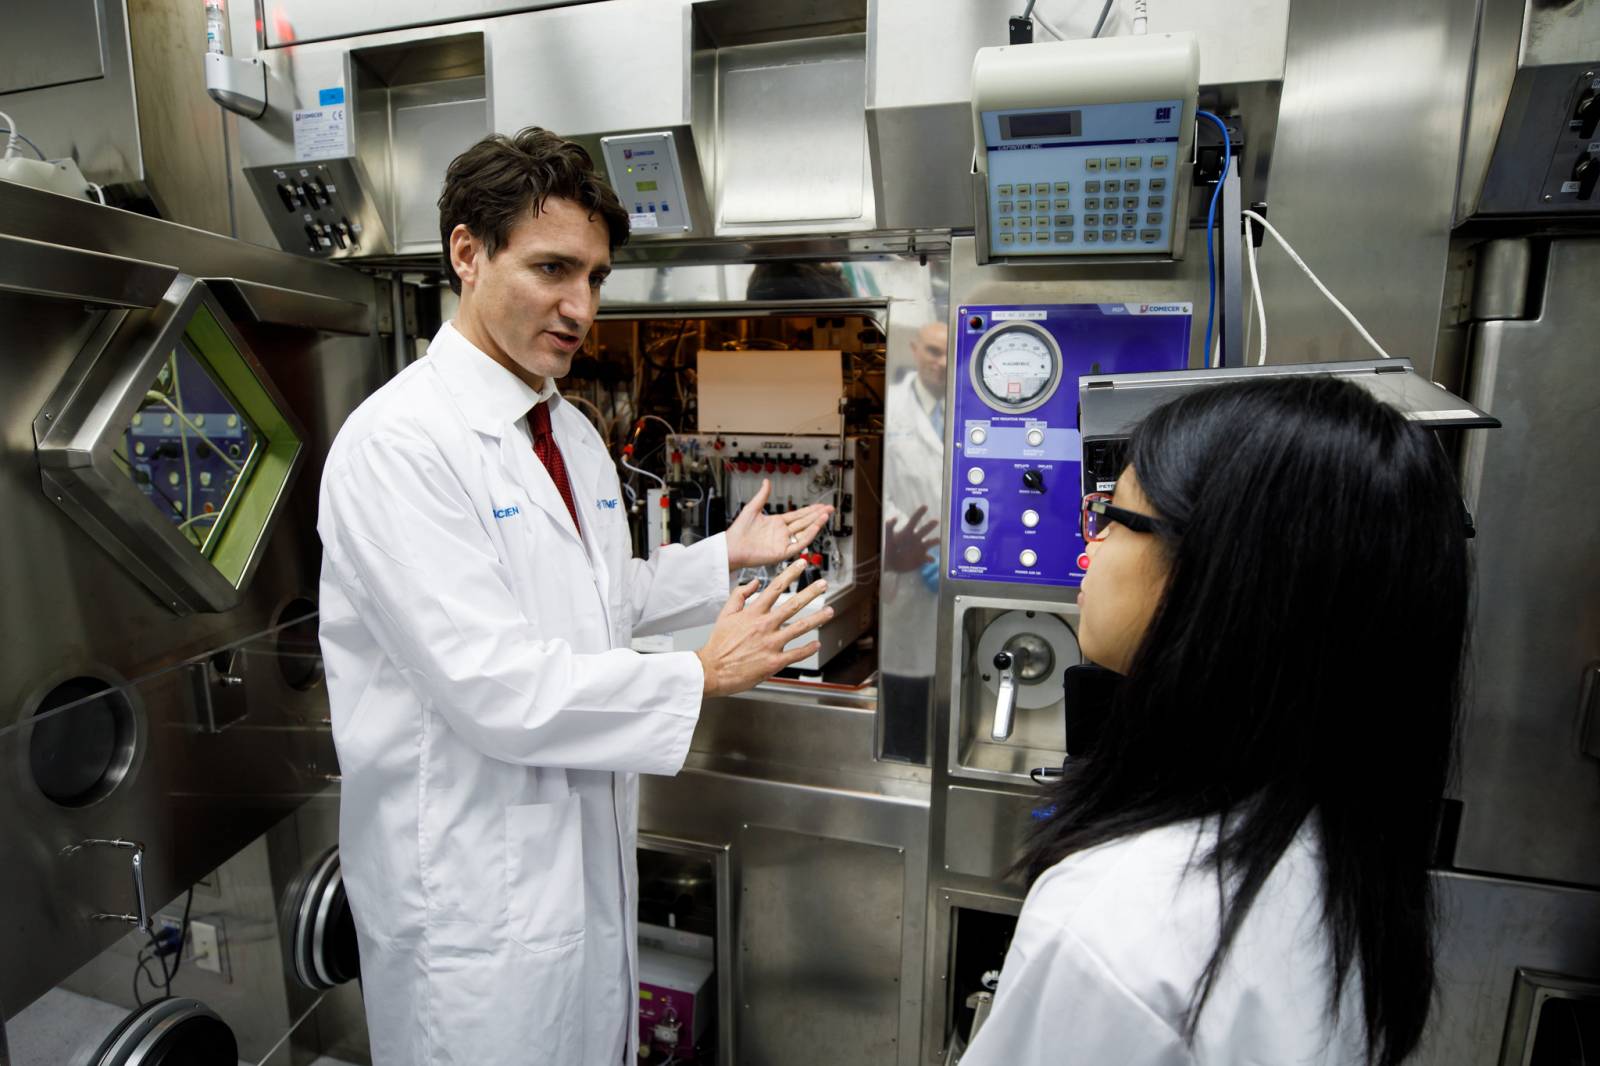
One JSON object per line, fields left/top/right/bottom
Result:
{"left": 949, "top": 303, "right": 1191, "bottom": 588}
{"left": 980, "top": 100, "right": 1184, "bottom": 258}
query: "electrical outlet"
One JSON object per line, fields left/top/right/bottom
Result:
{"left": 189, "top": 919, "right": 223, "bottom": 976}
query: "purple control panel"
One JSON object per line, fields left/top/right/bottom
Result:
{"left": 948, "top": 302, "right": 1191, "bottom": 588}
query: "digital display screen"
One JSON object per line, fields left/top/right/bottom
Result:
{"left": 1001, "top": 110, "right": 1082, "bottom": 140}
{"left": 636, "top": 180, "right": 658, "bottom": 192}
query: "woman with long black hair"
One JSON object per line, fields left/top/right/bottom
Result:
{"left": 961, "top": 375, "right": 1470, "bottom": 1066}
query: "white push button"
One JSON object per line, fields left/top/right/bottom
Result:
{"left": 967, "top": 467, "right": 986, "bottom": 485}
{"left": 964, "top": 546, "right": 982, "bottom": 564}
{"left": 969, "top": 426, "right": 988, "bottom": 445}
{"left": 1019, "top": 549, "right": 1038, "bottom": 568}
{"left": 1022, "top": 509, "right": 1040, "bottom": 528}
{"left": 1025, "top": 427, "right": 1045, "bottom": 447}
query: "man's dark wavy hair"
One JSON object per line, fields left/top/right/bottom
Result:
{"left": 437, "top": 127, "right": 629, "bottom": 294}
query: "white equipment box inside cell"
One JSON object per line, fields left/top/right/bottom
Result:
{"left": 634, "top": 432, "right": 881, "bottom": 674}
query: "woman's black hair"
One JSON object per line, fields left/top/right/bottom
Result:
{"left": 1022, "top": 374, "right": 1469, "bottom": 1066}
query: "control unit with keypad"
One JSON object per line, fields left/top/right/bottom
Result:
{"left": 982, "top": 103, "right": 1183, "bottom": 258}
{"left": 948, "top": 303, "right": 1191, "bottom": 588}
{"left": 971, "top": 33, "right": 1199, "bottom": 263}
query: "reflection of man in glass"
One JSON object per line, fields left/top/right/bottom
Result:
{"left": 879, "top": 321, "right": 948, "bottom": 761}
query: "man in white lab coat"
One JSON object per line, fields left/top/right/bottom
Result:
{"left": 316, "top": 128, "right": 834, "bottom": 1065}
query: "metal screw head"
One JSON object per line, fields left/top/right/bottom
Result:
{"left": 1545, "top": 194, "right": 1555, "bottom": 202}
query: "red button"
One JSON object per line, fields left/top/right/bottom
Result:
{"left": 1077, "top": 553, "right": 1091, "bottom": 569}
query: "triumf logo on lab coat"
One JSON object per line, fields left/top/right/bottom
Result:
{"left": 596, "top": 498, "right": 619, "bottom": 509}
{"left": 492, "top": 505, "right": 521, "bottom": 519}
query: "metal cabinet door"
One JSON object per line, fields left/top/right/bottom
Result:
{"left": 1453, "top": 238, "right": 1600, "bottom": 888}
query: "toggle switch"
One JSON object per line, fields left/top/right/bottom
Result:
{"left": 1575, "top": 152, "right": 1600, "bottom": 201}
{"left": 965, "top": 502, "right": 986, "bottom": 526}
{"left": 1022, "top": 469, "right": 1045, "bottom": 492}
{"left": 1576, "top": 88, "right": 1600, "bottom": 141}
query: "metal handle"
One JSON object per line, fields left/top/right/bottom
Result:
{"left": 0, "top": 234, "right": 179, "bottom": 309}
{"left": 62, "top": 838, "right": 150, "bottom": 931}
{"left": 992, "top": 651, "right": 1017, "bottom": 741}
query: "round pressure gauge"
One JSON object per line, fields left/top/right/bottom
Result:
{"left": 969, "top": 322, "right": 1063, "bottom": 414}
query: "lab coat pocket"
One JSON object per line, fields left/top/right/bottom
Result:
{"left": 504, "top": 795, "right": 586, "bottom": 952}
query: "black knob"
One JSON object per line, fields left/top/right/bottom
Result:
{"left": 1022, "top": 469, "right": 1046, "bottom": 492}
{"left": 1576, "top": 154, "right": 1600, "bottom": 201}
{"left": 964, "top": 503, "right": 985, "bottom": 526}
{"left": 1577, "top": 90, "right": 1600, "bottom": 140}
{"left": 993, "top": 651, "right": 1014, "bottom": 671}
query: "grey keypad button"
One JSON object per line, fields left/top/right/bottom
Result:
{"left": 1152, "top": 156, "right": 1169, "bottom": 169}
{"left": 1017, "top": 216, "right": 1032, "bottom": 228}
{"left": 1125, "top": 156, "right": 1142, "bottom": 170}
{"left": 1150, "top": 178, "right": 1167, "bottom": 191}
{"left": 1121, "top": 228, "right": 1136, "bottom": 241}
{"left": 1034, "top": 183, "right": 1050, "bottom": 193}
{"left": 1035, "top": 216, "right": 1050, "bottom": 228}
{"left": 1104, "top": 157, "right": 1121, "bottom": 171}
{"left": 1000, "top": 233, "right": 1015, "bottom": 245}
{"left": 1084, "top": 197, "right": 1101, "bottom": 210}
{"left": 1083, "top": 230, "right": 1100, "bottom": 242}
{"left": 1054, "top": 214, "right": 1075, "bottom": 226}
{"left": 1016, "top": 199, "right": 1032, "bottom": 211}
{"left": 1055, "top": 231, "right": 1074, "bottom": 243}
{"left": 1084, "top": 213, "right": 1099, "bottom": 225}
{"left": 1125, "top": 179, "right": 1141, "bottom": 192}
{"left": 1121, "top": 212, "right": 1138, "bottom": 226}
{"left": 1101, "top": 230, "right": 1118, "bottom": 243}
{"left": 999, "top": 202, "right": 1013, "bottom": 214}
{"left": 999, "top": 218, "right": 1013, "bottom": 229}
{"left": 1146, "top": 212, "right": 1163, "bottom": 225}
{"left": 1105, "top": 179, "right": 1122, "bottom": 193}
{"left": 1053, "top": 182, "right": 1070, "bottom": 193}
{"left": 997, "top": 184, "right": 1013, "bottom": 195}
{"left": 1148, "top": 194, "right": 1166, "bottom": 208}
{"left": 1140, "top": 228, "right": 1161, "bottom": 242}
{"left": 1053, "top": 198, "right": 1070, "bottom": 210}
{"left": 1085, "top": 180, "right": 1102, "bottom": 193}
{"left": 1126, "top": 196, "right": 1144, "bottom": 210}
{"left": 1018, "top": 232, "right": 1033, "bottom": 245}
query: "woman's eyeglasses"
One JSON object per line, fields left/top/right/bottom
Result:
{"left": 1081, "top": 492, "right": 1168, "bottom": 542}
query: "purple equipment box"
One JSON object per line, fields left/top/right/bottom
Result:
{"left": 948, "top": 303, "right": 1191, "bottom": 589}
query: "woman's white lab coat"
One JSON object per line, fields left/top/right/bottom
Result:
{"left": 317, "top": 323, "right": 728, "bottom": 1065}
{"left": 961, "top": 819, "right": 1368, "bottom": 1066}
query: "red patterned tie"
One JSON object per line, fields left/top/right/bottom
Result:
{"left": 529, "top": 400, "right": 583, "bottom": 539}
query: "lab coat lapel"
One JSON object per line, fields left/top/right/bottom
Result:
{"left": 502, "top": 428, "right": 585, "bottom": 549}
{"left": 558, "top": 421, "right": 614, "bottom": 598}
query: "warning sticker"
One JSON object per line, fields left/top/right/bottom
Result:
{"left": 629, "top": 212, "right": 659, "bottom": 230}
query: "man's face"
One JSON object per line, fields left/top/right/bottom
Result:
{"left": 912, "top": 322, "right": 948, "bottom": 394}
{"left": 450, "top": 196, "right": 613, "bottom": 386}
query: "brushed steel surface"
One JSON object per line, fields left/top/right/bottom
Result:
{"left": 640, "top": 751, "right": 930, "bottom": 1066}
{"left": 738, "top": 826, "right": 905, "bottom": 1065}
{"left": 260, "top": 0, "right": 582, "bottom": 48}
{"left": 0, "top": 0, "right": 145, "bottom": 188}
{"left": 1414, "top": 873, "right": 1600, "bottom": 1066}
{"left": 206, "top": 278, "right": 375, "bottom": 335}
{"left": 1471, "top": 238, "right": 1534, "bottom": 321}
{"left": 1456, "top": 0, "right": 1531, "bottom": 223}
{"left": 0, "top": 1, "right": 105, "bottom": 95}
{"left": 942, "top": 786, "right": 1034, "bottom": 883}
{"left": 0, "top": 186, "right": 384, "bottom": 1017}
{"left": 1454, "top": 238, "right": 1600, "bottom": 889}
{"left": 1522, "top": 0, "right": 1600, "bottom": 66}
{"left": 1255, "top": 0, "right": 1480, "bottom": 375}
{"left": 0, "top": 235, "right": 178, "bottom": 309}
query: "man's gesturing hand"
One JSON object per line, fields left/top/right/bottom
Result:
{"left": 696, "top": 558, "right": 833, "bottom": 697}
